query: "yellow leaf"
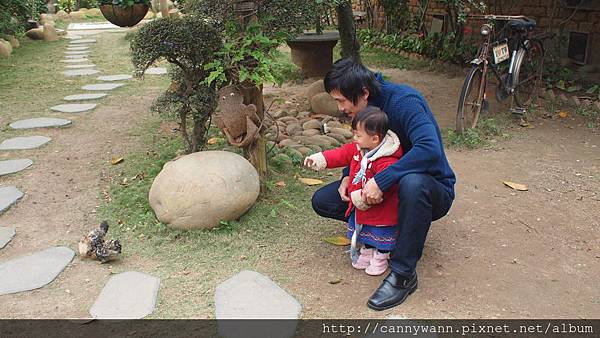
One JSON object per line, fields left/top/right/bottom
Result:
{"left": 207, "top": 137, "right": 220, "bottom": 145}
{"left": 558, "top": 111, "right": 568, "bottom": 118}
{"left": 111, "top": 157, "right": 124, "bottom": 165}
{"left": 503, "top": 181, "right": 528, "bottom": 191}
{"left": 328, "top": 278, "right": 343, "bottom": 284}
{"left": 322, "top": 236, "right": 351, "bottom": 246}
{"left": 298, "top": 177, "right": 323, "bottom": 186}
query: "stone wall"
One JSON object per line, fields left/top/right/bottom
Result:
{"left": 351, "top": 0, "right": 600, "bottom": 66}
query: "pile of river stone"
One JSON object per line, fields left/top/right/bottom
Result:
{"left": 264, "top": 80, "right": 353, "bottom": 164}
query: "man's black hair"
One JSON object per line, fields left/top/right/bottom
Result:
{"left": 351, "top": 106, "right": 388, "bottom": 139}
{"left": 324, "top": 58, "right": 381, "bottom": 104}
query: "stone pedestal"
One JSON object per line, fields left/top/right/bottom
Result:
{"left": 286, "top": 31, "right": 340, "bottom": 78}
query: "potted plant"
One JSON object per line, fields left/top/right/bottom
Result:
{"left": 98, "top": 0, "right": 150, "bottom": 27}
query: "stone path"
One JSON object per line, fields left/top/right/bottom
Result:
{"left": 82, "top": 83, "right": 125, "bottom": 91}
{"left": 0, "top": 186, "right": 24, "bottom": 214}
{"left": 0, "top": 226, "right": 15, "bottom": 249}
{"left": 0, "top": 136, "right": 51, "bottom": 150}
{"left": 89, "top": 271, "right": 160, "bottom": 319}
{"left": 0, "top": 247, "right": 75, "bottom": 295}
{"left": 145, "top": 67, "right": 167, "bottom": 75}
{"left": 10, "top": 117, "right": 71, "bottom": 129}
{"left": 50, "top": 103, "right": 97, "bottom": 113}
{"left": 64, "top": 93, "right": 107, "bottom": 101}
{"left": 0, "top": 25, "right": 165, "bottom": 319}
{"left": 63, "top": 69, "right": 101, "bottom": 77}
{"left": 0, "top": 159, "right": 33, "bottom": 176}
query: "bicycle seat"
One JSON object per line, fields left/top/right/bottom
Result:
{"left": 508, "top": 17, "right": 536, "bottom": 32}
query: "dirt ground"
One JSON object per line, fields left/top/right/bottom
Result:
{"left": 1, "top": 60, "right": 598, "bottom": 319}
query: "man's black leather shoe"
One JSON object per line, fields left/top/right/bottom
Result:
{"left": 367, "top": 271, "right": 417, "bottom": 311}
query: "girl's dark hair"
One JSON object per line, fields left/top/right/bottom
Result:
{"left": 324, "top": 58, "right": 381, "bottom": 104}
{"left": 351, "top": 106, "right": 388, "bottom": 139}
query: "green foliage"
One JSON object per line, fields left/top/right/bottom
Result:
{"left": 58, "top": 0, "right": 75, "bottom": 12}
{"left": 357, "top": 29, "right": 476, "bottom": 64}
{"left": 446, "top": 117, "right": 505, "bottom": 149}
{"left": 98, "top": 0, "right": 151, "bottom": 6}
{"left": 79, "top": 0, "right": 99, "bottom": 8}
{"left": 380, "top": 0, "right": 410, "bottom": 34}
{"left": 203, "top": 22, "right": 287, "bottom": 88}
{"left": 185, "top": 0, "right": 325, "bottom": 39}
{"left": 131, "top": 16, "right": 222, "bottom": 153}
{"left": 0, "top": 0, "right": 46, "bottom": 35}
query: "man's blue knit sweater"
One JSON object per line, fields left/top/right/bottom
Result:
{"left": 368, "top": 74, "right": 456, "bottom": 199}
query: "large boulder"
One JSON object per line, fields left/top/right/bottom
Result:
{"left": 7, "top": 36, "right": 19, "bottom": 48}
{"left": 70, "top": 11, "right": 86, "bottom": 20}
{"left": 310, "top": 92, "right": 342, "bottom": 117}
{"left": 149, "top": 151, "right": 260, "bottom": 230}
{"left": 43, "top": 24, "right": 58, "bottom": 42}
{"left": 0, "top": 39, "right": 12, "bottom": 57}
{"left": 55, "top": 10, "right": 70, "bottom": 20}
{"left": 87, "top": 8, "right": 102, "bottom": 17}
{"left": 306, "top": 79, "right": 325, "bottom": 101}
{"left": 25, "top": 28, "right": 44, "bottom": 40}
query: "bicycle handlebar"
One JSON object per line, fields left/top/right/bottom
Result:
{"left": 468, "top": 14, "right": 528, "bottom": 21}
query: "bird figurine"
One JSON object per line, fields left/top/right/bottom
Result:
{"left": 78, "top": 221, "right": 122, "bottom": 263}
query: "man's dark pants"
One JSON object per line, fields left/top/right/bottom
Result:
{"left": 311, "top": 173, "right": 453, "bottom": 277}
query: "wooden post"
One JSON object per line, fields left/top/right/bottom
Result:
{"left": 159, "top": 0, "right": 169, "bottom": 18}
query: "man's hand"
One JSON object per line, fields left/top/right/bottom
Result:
{"left": 362, "top": 178, "right": 383, "bottom": 205}
{"left": 338, "top": 176, "right": 350, "bottom": 202}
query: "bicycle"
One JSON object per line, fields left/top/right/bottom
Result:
{"left": 456, "top": 15, "right": 552, "bottom": 133}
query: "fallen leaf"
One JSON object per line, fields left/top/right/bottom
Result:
{"left": 519, "top": 120, "right": 531, "bottom": 127}
{"left": 275, "top": 181, "right": 286, "bottom": 187}
{"left": 503, "top": 181, "right": 529, "bottom": 191}
{"left": 328, "top": 278, "right": 342, "bottom": 284}
{"left": 207, "top": 137, "right": 219, "bottom": 145}
{"left": 322, "top": 236, "right": 351, "bottom": 246}
{"left": 298, "top": 177, "right": 323, "bottom": 186}
{"left": 111, "top": 157, "right": 124, "bottom": 165}
{"left": 558, "top": 111, "right": 569, "bottom": 118}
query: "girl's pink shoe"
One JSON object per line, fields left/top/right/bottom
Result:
{"left": 365, "top": 251, "right": 389, "bottom": 276}
{"left": 352, "top": 247, "right": 374, "bottom": 269}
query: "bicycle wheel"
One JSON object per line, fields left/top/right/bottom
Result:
{"left": 513, "top": 39, "right": 544, "bottom": 108}
{"left": 456, "top": 66, "right": 484, "bottom": 133}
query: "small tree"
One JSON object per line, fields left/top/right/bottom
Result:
{"left": 131, "top": 16, "right": 223, "bottom": 153}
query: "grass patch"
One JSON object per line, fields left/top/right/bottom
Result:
{"left": 97, "top": 121, "right": 341, "bottom": 317}
{"left": 575, "top": 105, "right": 600, "bottom": 129}
{"left": 360, "top": 45, "right": 428, "bottom": 70}
{"left": 444, "top": 116, "right": 510, "bottom": 149}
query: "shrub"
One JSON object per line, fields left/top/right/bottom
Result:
{"left": 0, "top": 0, "right": 46, "bottom": 35}
{"left": 131, "top": 16, "right": 222, "bottom": 153}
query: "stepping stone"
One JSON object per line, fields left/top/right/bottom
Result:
{"left": 82, "top": 83, "right": 125, "bottom": 91}
{"left": 61, "top": 58, "right": 90, "bottom": 63}
{"left": 0, "top": 247, "right": 75, "bottom": 295}
{"left": 69, "top": 39, "right": 97, "bottom": 44}
{"left": 90, "top": 271, "right": 160, "bottom": 319}
{"left": 216, "top": 270, "right": 301, "bottom": 337}
{"left": 65, "top": 35, "right": 83, "bottom": 40}
{"left": 50, "top": 103, "right": 97, "bottom": 113}
{"left": 97, "top": 74, "right": 132, "bottom": 82}
{"left": 0, "top": 186, "right": 24, "bottom": 214}
{"left": 64, "top": 64, "right": 96, "bottom": 69}
{"left": 10, "top": 117, "right": 71, "bottom": 129}
{"left": 65, "top": 51, "right": 89, "bottom": 55}
{"left": 0, "top": 136, "right": 51, "bottom": 150}
{"left": 63, "top": 69, "right": 100, "bottom": 77}
{"left": 67, "top": 46, "right": 89, "bottom": 51}
{"left": 64, "top": 55, "right": 87, "bottom": 59}
{"left": 0, "top": 227, "right": 16, "bottom": 249}
{"left": 145, "top": 67, "right": 167, "bottom": 75}
{"left": 63, "top": 93, "right": 107, "bottom": 101}
{"left": 0, "top": 159, "right": 33, "bottom": 176}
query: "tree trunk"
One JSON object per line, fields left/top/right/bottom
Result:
{"left": 336, "top": 0, "right": 360, "bottom": 62}
{"left": 159, "top": 0, "right": 169, "bottom": 18}
{"left": 241, "top": 82, "right": 267, "bottom": 192}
